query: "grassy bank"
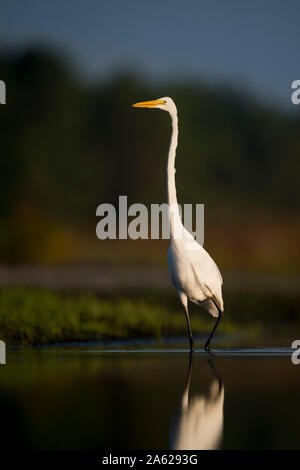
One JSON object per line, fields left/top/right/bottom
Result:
{"left": 0, "top": 287, "right": 299, "bottom": 345}
{"left": 0, "top": 288, "right": 239, "bottom": 345}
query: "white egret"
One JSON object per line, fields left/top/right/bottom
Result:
{"left": 133, "top": 97, "right": 224, "bottom": 352}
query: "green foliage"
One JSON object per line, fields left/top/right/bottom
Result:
{"left": 0, "top": 288, "right": 237, "bottom": 345}
{"left": 0, "top": 287, "right": 299, "bottom": 345}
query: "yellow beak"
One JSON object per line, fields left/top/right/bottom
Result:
{"left": 132, "top": 99, "right": 165, "bottom": 108}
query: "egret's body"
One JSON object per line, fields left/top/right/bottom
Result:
{"left": 133, "top": 97, "right": 224, "bottom": 351}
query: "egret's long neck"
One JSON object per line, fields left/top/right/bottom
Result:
{"left": 167, "top": 110, "right": 182, "bottom": 237}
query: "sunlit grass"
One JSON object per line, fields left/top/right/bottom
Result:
{"left": 0, "top": 287, "right": 248, "bottom": 345}
{"left": 0, "top": 287, "right": 298, "bottom": 345}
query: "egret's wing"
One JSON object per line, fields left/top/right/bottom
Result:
{"left": 181, "top": 225, "right": 223, "bottom": 286}
{"left": 168, "top": 237, "right": 224, "bottom": 315}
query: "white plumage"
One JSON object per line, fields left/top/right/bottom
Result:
{"left": 168, "top": 238, "right": 223, "bottom": 318}
{"left": 133, "top": 97, "right": 224, "bottom": 351}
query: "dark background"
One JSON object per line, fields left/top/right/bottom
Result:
{"left": 0, "top": 1, "right": 299, "bottom": 274}
{"left": 1, "top": 3, "right": 300, "bottom": 452}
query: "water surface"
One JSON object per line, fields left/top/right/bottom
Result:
{"left": 1, "top": 342, "right": 299, "bottom": 450}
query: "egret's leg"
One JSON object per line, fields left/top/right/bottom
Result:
{"left": 184, "top": 306, "right": 194, "bottom": 353}
{"left": 204, "top": 311, "right": 223, "bottom": 352}
{"left": 178, "top": 291, "right": 194, "bottom": 353}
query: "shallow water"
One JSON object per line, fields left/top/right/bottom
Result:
{"left": 1, "top": 341, "right": 300, "bottom": 450}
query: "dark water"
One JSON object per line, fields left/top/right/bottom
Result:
{"left": 1, "top": 343, "right": 299, "bottom": 450}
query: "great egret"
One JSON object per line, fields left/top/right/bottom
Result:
{"left": 133, "top": 97, "right": 224, "bottom": 352}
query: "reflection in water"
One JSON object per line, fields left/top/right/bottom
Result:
{"left": 1, "top": 351, "right": 300, "bottom": 449}
{"left": 170, "top": 358, "right": 224, "bottom": 450}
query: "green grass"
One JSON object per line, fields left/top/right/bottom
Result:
{"left": 0, "top": 287, "right": 299, "bottom": 345}
{"left": 0, "top": 288, "right": 244, "bottom": 345}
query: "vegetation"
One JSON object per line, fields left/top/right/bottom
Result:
{"left": 0, "top": 288, "right": 229, "bottom": 345}
{"left": 0, "top": 287, "right": 298, "bottom": 345}
{"left": 0, "top": 47, "right": 299, "bottom": 345}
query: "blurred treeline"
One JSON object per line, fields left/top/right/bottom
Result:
{"left": 0, "top": 47, "right": 299, "bottom": 271}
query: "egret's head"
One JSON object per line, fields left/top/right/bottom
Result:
{"left": 132, "top": 96, "right": 176, "bottom": 114}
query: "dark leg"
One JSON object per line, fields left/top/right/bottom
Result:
{"left": 205, "top": 311, "right": 223, "bottom": 352}
{"left": 184, "top": 306, "right": 194, "bottom": 353}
